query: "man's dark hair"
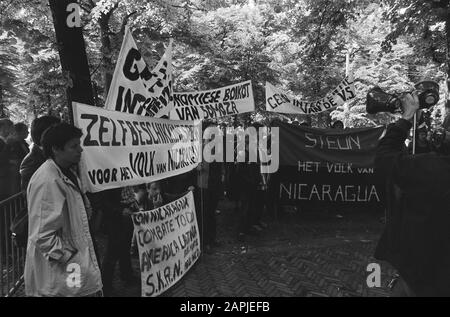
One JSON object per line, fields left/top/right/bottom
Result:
{"left": 332, "top": 120, "right": 344, "bottom": 129}
{"left": 252, "top": 122, "right": 263, "bottom": 129}
{"left": 30, "top": 116, "right": 61, "bottom": 146}
{"left": 14, "top": 122, "right": 28, "bottom": 133}
{"left": 134, "top": 183, "right": 147, "bottom": 192}
{"left": 41, "top": 122, "right": 83, "bottom": 159}
{"left": 0, "top": 118, "right": 13, "bottom": 130}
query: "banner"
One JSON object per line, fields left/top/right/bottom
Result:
{"left": 105, "top": 27, "right": 174, "bottom": 118}
{"left": 131, "top": 191, "right": 201, "bottom": 297}
{"left": 266, "top": 75, "right": 356, "bottom": 115}
{"left": 169, "top": 81, "right": 255, "bottom": 120}
{"left": 72, "top": 102, "right": 201, "bottom": 193}
{"left": 273, "top": 121, "right": 385, "bottom": 207}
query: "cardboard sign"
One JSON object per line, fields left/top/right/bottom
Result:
{"left": 132, "top": 191, "right": 201, "bottom": 297}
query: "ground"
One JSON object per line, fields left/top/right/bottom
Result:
{"left": 10, "top": 199, "right": 394, "bottom": 297}
{"left": 103, "top": 200, "right": 395, "bottom": 297}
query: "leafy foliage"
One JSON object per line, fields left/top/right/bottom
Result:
{"left": 0, "top": 0, "right": 448, "bottom": 129}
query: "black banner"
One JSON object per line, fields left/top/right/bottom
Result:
{"left": 274, "top": 122, "right": 385, "bottom": 208}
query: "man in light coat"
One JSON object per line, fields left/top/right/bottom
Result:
{"left": 25, "top": 122, "right": 102, "bottom": 297}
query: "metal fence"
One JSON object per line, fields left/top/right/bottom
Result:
{"left": 0, "top": 192, "right": 26, "bottom": 297}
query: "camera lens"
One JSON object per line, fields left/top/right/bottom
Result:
{"left": 425, "top": 94, "right": 437, "bottom": 105}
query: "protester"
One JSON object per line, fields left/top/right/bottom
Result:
{"left": 430, "top": 129, "right": 450, "bottom": 155}
{"left": 7, "top": 122, "right": 30, "bottom": 194}
{"left": 148, "top": 181, "right": 185, "bottom": 208}
{"left": 25, "top": 122, "right": 102, "bottom": 297}
{"left": 12, "top": 116, "right": 61, "bottom": 253}
{"left": 0, "top": 118, "right": 14, "bottom": 262}
{"left": 374, "top": 92, "right": 450, "bottom": 296}
{"left": 331, "top": 120, "right": 344, "bottom": 130}
{"left": 251, "top": 122, "right": 269, "bottom": 232}
{"left": 225, "top": 160, "right": 240, "bottom": 211}
{"left": 408, "top": 125, "right": 431, "bottom": 154}
{"left": 10, "top": 122, "right": 29, "bottom": 159}
{"left": 236, "top": 132, "right": 261, "bottom": 242}
{"left": 25, "top": 116, "right": 101, "bottom": 263}
{"left": 101, "top": 186, "right": 140, "bottom": 296}
{"left": 196, "top": 123, "right": 224, "bottom": 252}
{"left": 0, "top": 118, "right": 14, "bottom": 200}
{"left": 253, "top": 170, "right": 269, "bottom": 231}
{"left": 196, "top": 157, "right": 223, "bottom": 252}
{"left": 225, "top": 124, "right": 244, "bottom": 213}
{"left": 135, "top": 183, "right": 150, "bottom": 211}
{"left": 20, "top": 115, "right": 61, "bottom": 190}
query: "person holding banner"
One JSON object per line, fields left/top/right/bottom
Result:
{"left": 135, "top": 184, "right": 151, "bottom": 211}
{"left": 374, "top": 92, "right": 450, "bottom": 296}
{"left": 25, "top": 122, "right": 102, "bottom": 297}
{"left": 147, "top": 181, "right": 167, "bottom": 209}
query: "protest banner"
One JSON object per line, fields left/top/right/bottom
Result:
{"left": 131, "top": 191, "right": 201, "bottom": 297}
{"left": 272, "top": 121, "right": 385, "bottom": 207}
{"left": 105, "top": 27, "right": 174, "bottom": 118}
{"left": 169, "top": 81, "right": 255, "bottom": 120}
{"left": 266, "top": 74, "right": 356, "bottom": 115}
{"left": 72, "top": 102, "right": 201, "bottom": 193}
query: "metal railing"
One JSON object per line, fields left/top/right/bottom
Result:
{"left": 0, "top": 191, "right": 26, "bottom": 297}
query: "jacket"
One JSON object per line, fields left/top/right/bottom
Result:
{"left": 20, "top": 144, "right": 45, "bottom": 191}
{"left": 0, "top": 138, "right": 10, "bottom": 199}
{"left": 374, "top": 119, "right": 450, "bottom": 296}
{"left": 25, "top": 159, "right": 102, "bottom": 296}
{"left": 8, "top": 139, "right": 29, "bottom": 162}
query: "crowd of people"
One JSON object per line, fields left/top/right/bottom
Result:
{"left": 2, "top": 99, "right": 450, "bottom": 296}
{"left": 406, "top": 124, "right": 450, "bottom": 155}
{"left": 2, "top": 114, "right": 282, "bottom": 296}
{"left": 0, "top": 118, "right": 32, "bottom": 200}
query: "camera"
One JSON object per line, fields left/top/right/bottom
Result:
{"left": 366, "top": 80, "right": 439, "bottom": 114}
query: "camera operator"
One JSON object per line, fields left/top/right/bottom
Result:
{"left": 374, "top": 92, "right": 450, "bottom": 297}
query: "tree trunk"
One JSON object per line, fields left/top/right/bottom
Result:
{"left": 99, "top": 13, "right": 114, "bottom": 100}
{"left": 0, "top": 85, "right": 4, "bottom": 118}
{"left": 442, "top": 2, "right": 450, "bottom": 127}
{"left": 46, "top": 93, "right": 52, "bottom": 115}
{"left": 446, "top": 2, "right": 450, "bottom": 112}
{"left": 48, "top": 0, "right": 95, "bottom": 122}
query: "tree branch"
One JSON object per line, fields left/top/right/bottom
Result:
{"left": 313, "top": 2, "right": 330, "bottom": 57}
{"left": 0, "top": 0, "right": 15, "bottom": 16}
{"left": 119, "top": 11, "right": 138, "bottom": 35}
{"left": 168, "top": 3, "right": 207, "bottom": 12}
{"left": 89, "top": 61, "right": 103, "bottom": 78}
{"left": 79, "top": 3, "right": 92, "bottom": 14}
{"left": 98, "top": 1, "right": 120, "bottom": 33}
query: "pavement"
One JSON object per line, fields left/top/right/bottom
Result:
{"left": 104, "top": 200, "right": 395, "bottom": 297}
{"left": 10, "top": 200, "right": 394, "bottom": 297}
